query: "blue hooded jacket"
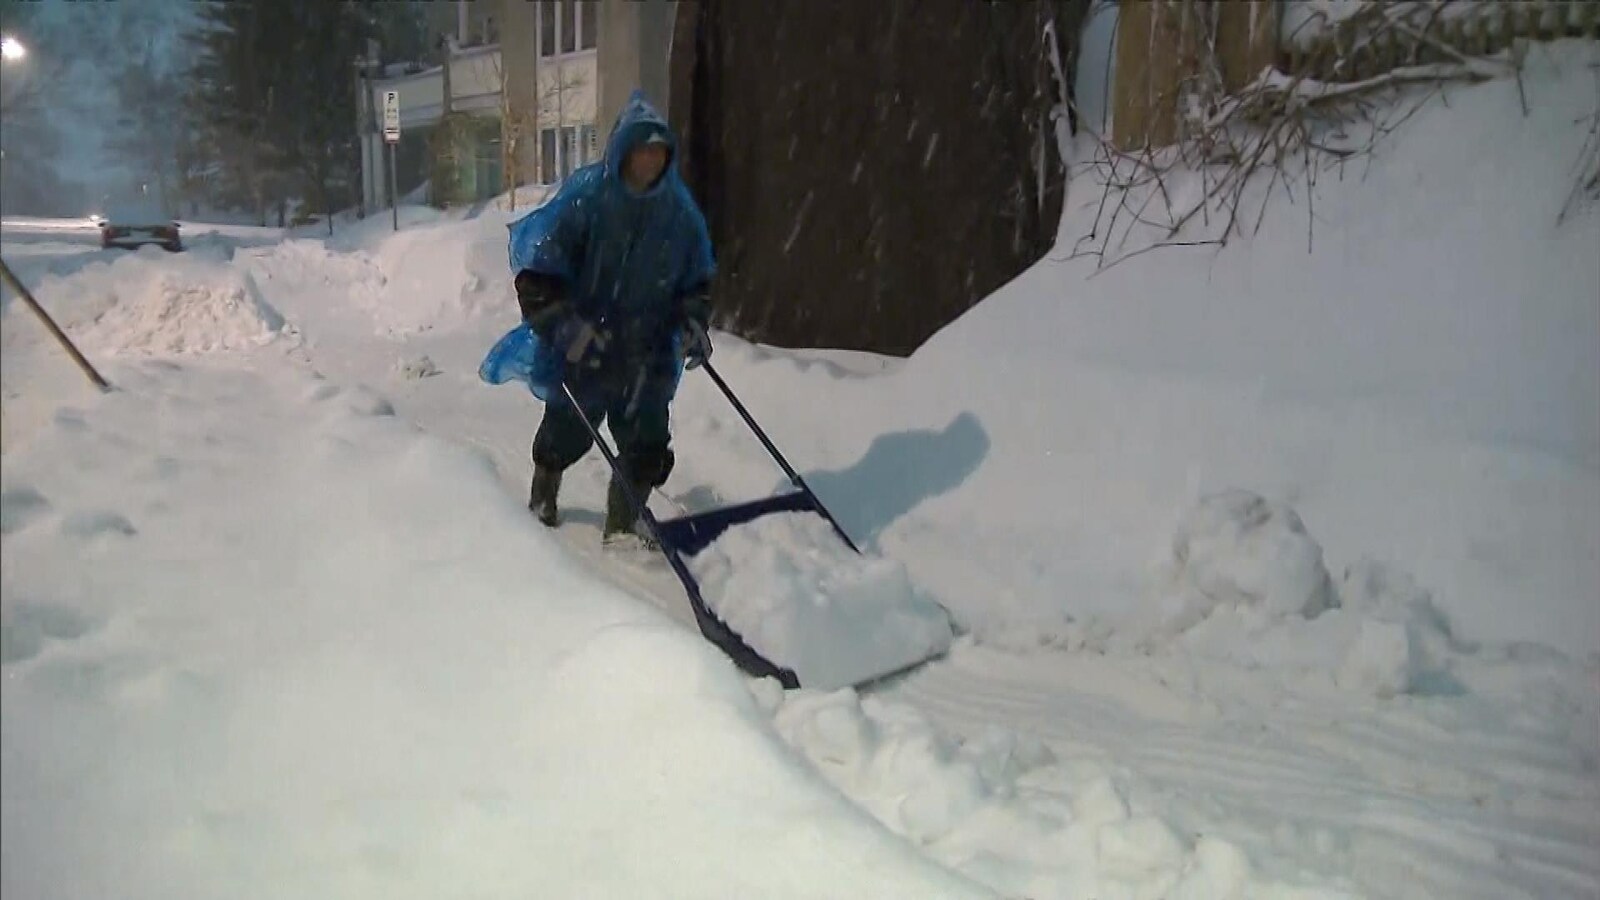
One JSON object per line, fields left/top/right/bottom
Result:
{"left": 479, "top": 90, "right": 715, "bottom": 403}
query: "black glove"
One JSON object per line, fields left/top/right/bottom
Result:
{"left": 564, "top": 320, "right": 610, "bottom": 370}
{"left": 679, "top": 318, "right": 711, "bottom": 370}
{"left": 515, "top": 269, "right": 571, "bottom": 337}
{"left": 678, "top": 290, "right": 712, "bottom": 370}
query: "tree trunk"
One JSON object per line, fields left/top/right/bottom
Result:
{"left": 674, "top": 0, "right": 1089, "bottom": 356}
{"left": 1215, "top": 0, "right": 1278, "bottom": 92}
{"left": 1112, "top": 0, "right": 1200, "bottom": 151}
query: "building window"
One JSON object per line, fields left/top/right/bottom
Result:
{"left": 541, "top": 128, "right": 557, "bottom": 184}
{"left": 580, "top": 1, "right": 598, "bottom": 50}
{"left": 561, "top": 126, "right": 578, "bottom": 179}
{"left": 560, "top": 0, "right": 577, "bottom": 54}
{"left": 580, "top": 125, "right": 598, "bottom": 165}
{"left": 540, "top": 0, "right": 596, "bottom": 58}
{"left": 539, "top": 2, "right": 556, "bottom": 57}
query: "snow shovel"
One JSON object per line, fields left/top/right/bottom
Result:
{"left": 560, "top": 359, "right": 867, "bottom": 690}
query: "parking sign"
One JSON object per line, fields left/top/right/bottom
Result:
{"left": 383, "top": 90, "right": 400, "bottom": 143}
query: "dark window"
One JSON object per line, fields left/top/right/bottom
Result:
{"left": 541, "top": 128, "right": 557, "bottom": 184}
{"left": 580, "top": 1, "right": 598, "bottom": 50}
{"left": 580, "top": 125, "right": 597, "bottom": 164}
{"left": 560, "top": 126, "right": 577, "bottom": 179}
{"left": 540, "top": 2, "right": 556, "bottom": 57}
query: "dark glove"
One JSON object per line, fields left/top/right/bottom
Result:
{"left": 678, "top": 290, "right": 712, "bottom": 370}
{"left": 678, "top": 317, "right": 711, "bottom": 370}
{"left": 515, "top": 269, "right": 571, "bottom": 337}
{"left": 564, "top": 320, "right": 610, "bottom": 370}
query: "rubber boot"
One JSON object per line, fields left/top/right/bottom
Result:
{"left": 602, "top": 475, "right": 658, "bottom": 550}
{"left": 528, "top": 464, "right": 561, "bottom": 527}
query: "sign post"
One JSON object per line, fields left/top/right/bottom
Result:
{"left": 383, "top": 90, "right": 401, "bottom": 232}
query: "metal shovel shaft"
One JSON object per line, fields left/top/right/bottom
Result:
{"left": 0, "top": 256, "right": 111, "bottom": 391}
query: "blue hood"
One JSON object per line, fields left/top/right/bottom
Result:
{"left": 604, "top": 90, "right": 678, "bottom": 197}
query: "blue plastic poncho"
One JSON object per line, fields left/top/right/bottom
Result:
{"left": 479, "top": 90, "right": 716, "bottom": 403}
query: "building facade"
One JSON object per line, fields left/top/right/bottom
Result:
{"left": 357, "top": 0, "right": 607, "bottom": 212}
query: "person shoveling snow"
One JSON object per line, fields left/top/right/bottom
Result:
{"left": 481, "top": 91, "right": 952, "bottom": 689}
{"left": 480, "top": 89, "right": 714, "bottom": 548}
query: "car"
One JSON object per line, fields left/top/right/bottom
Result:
{"left": 99, "top": 200, "right": 182, "bottom": 252}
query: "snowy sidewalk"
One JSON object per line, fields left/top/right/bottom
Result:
{"left": 0, "top": 355, "right": 986, "bottom": 899}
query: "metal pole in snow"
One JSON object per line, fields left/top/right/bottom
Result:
{"left": 390, "top": 142, "right": 399, "bottom": 232}
{"left": 0, "top": 256, "right": 111, "bottom": 391}
{"left": 383, "top": 89, "right": 401, "bottom": 232}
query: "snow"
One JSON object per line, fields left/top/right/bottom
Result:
{"left": 687, "top": 511, "right": 954, "bottom": 690}
{"left": 24, "top": 245, "right": 288, "bottom": 356}
{"left": 0, "top": 359, "right": 984, "bottom": 899}
{"left": 4, "top": 40, "right": 1599, "bottom": 900}
{"left": 813, "top": 39, "right": 1600, "bottom": 661}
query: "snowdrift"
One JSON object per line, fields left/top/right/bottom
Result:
{"left": 673, "top": 40, "right": 1600, "bottom": 669}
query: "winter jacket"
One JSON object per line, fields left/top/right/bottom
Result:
{"left": 480, "top": 90, "right": 715, "bottom": 403}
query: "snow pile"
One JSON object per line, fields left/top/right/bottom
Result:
{"left": 21, "top": 245, "right": 285, "bottom": 355}
{"left": 352, "top": 216, "right": 516, "bottom": 335}
{"left": 248, "top": 238, "right": 387, "bottom": 308}
{"left": 1156, "top": 490, "right": 1337, "bottom": 630}
{"left": 244, "top": 212, "right": 519, "bottom": 339}
{"left": 757, "top": 684, "right": 1353, "bottom": 900}
{"left": 1130, "top": 490, "right": 1463, "bottom": 697}
{"left": 687, "top": 511, "right": 953, "bottom": 690}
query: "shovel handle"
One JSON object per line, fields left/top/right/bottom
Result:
{"left": 0, "top": 256, "right": 111, "bottom": 391}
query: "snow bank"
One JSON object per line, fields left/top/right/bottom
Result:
{"left": 20, "top": 245, "right": 285, "bottom": 355}
{"left": 686, "top": 511, "right": 954, "bottom": 690}
{"left": 0, "top": 360, "right": 985, "bottom": 899}
{"left": 250, "top": 210, "right": 520, "bottom": 338}
{"left": 672, "top": 40, "right": 1600, "bottom": 663}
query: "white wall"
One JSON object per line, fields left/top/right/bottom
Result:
{"left": 451, "top": 47, "right": 503, "bottom": 113}
{"left": 370, "top": 47, "right": 508, "bottom": 128}
{"left": 537, "top": 55, "right": 598, "bottom": 127}
{"left": 373, "top": 68, "right": 445, "bottom": 129}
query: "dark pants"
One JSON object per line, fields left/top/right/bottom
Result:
{"left": 531, "top": 366, "right": 676, "bottom": 486}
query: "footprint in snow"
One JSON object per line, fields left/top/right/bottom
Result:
{"left": 305, "top": 382, "right": 343, "bottom": 404}
{"left": 60, "top": 509, "right": 138, "bottom": 540}
{"left": 1, "top": 602, "right": 94, "bottom": 665}
{"left": 0, "top": 486, "right": 52, "bottom": 534}
{"left": 52, "top": 408, "right": 89, "bottom": 431}
{"left": 147, "top": 455, "right": 184, "bottom": 480}
{"left": 343, "top": 386, "right": 396, "bottom": 418}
